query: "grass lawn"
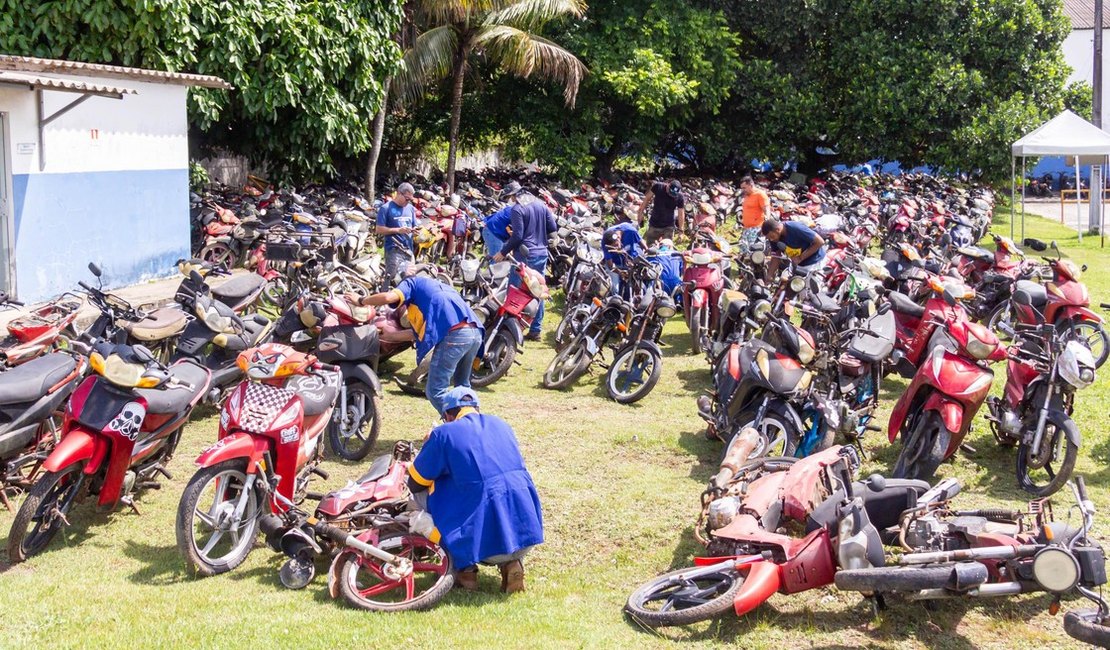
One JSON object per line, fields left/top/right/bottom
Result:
{"left": 1, "top": 206, "right": 1107, "bottom": 649}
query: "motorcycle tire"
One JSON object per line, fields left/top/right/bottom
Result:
{"left": 985, "top": 300, "right": 1015, "bottom": 340}
{"left": 554, "top": 305, "right": 591, "bottom": 350}
{"left": 198, "top": 242, "right": 235, "bottom": 269}
{"left": 725, "top": 402, "right": 800, "bottom": 460}
{"left": 471, "top": 329, "right": 517, "bottom": 388}
{"left": 624, "top": 565, "right": 745, "bottom": 628}
{"left": 1015, "top": 414, "right": 1078, "bottom": 497}
{"left": 334, "top": 532, "right": 454, "bottom": 612}
{"left": 688, "top": 304, "right": 705, "bottom": 355}
{"left": 605, "top": 342, "right": 662, "bottom": 404}
{"left": 7, "top": 463, "right": 84, "bottom": 563}
{"left": 327, "top": 382, "right": 383, "bottom": 462}
{"left": 543, "top": 337, "right": 592, "bottom": 390}
{"left": 892, "top": 411, "right": 950, "bottom": 482}
{"left": 176, "top": 459, "right": 262, "bottom": 577}
{"left": 1059, "top": 318, "right": 1110, "bottom": 369}
{"left": 1064, "top": 609, "right": 1110, "bottom": 649}
{"left": 835, "top": 563, "right": 973, "bottom": 593}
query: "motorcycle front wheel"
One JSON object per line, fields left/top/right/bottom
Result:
{"left": 198, "top": 242, "right": 235, "bottom": 269}
{"left": 892, "top": 411, "right": 950, "bottom": 482}
{"left": 605, "top": 342, "right": 662, "bottom": 404}
{"left": 471, "top": 329, "right": 517, "bottom": 388}
{"left": 688, "top": 304, "right": 705, "bottom": 355}
{"left": 985, "top": 300, "right": 1015, "bottom": 340}
{"left": 176, "top": 459, "right": 262, "bottom": 577}
{"left": 726, "top": 403, "right": 800, "bottom": 459}
{"left": 624, "top": 565, "right": 745, "bottom": 628}
{"left": 7, "top": 462, "right": 84, "bottom": 563}
{"left": 1015, "top": 413, "right": 1078, "bottom": 497}
{"left": 1064, "top": 609, "right": 1110, "bottom": 648}
{"left": 542, "top": 337, "right": 592, "bottom": 390}
{"left": 327, "top": 382, "right": 383, "bottom": 462}
{"left": 334, "top": 532, "right": 454, "bottom": 612}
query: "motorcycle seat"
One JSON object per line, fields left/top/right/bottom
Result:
{"left": 957, "top": 246, "right": 992, "bottom": 263}
{"left": 981, "top": 272, "right": 1011, "bottom": 285}
{"left": 285, "top": 371, "right": 339, "bottom": 416}
{"left": 0, "top": 352, "right": 76, "bottom": 405}
{"left": 810, "top": 291, "right": 841, "bottom": 313}
{"left": 136, "top": 360, "right": 210, "bottom": 416}
{"left": 888, "top": 291, "right": 925, "bottom": 318}
{"left": 1014, "top": 280, "right": 1047, "bottom": 309}
{"left": 217, "top": 314, "right": 271, "bottom": 351}
{"left": 212, "top": 274, "right": 265, "bottom": 307}
{"left": 848, "top": 310, "right": 896, "bottom": 363}
{"left": 124, "top": 307, "right": 188, "bottom": 342}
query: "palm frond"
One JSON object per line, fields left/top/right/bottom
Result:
{"left": 473, "top": 25, "right": 587, "bottom": 107}
{"left": 393, "top": 25, "right": 460, "bottom": 106}
{"left": 482, "top": 0, "right": 587, "bottom": 32}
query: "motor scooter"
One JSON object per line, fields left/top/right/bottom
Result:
{"left": 0, "top": 293, "right": 82, "bottom": 367}
{"left": 682, "top": 248, "right": 729, "bottom": 355}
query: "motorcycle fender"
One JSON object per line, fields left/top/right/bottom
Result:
{"left": 41, "top": 427, "right": 102, "bottom": 473}
{"left": 501, "top": 318, "right": 525, "bottom": 350}
{"left": 733, "top": 561, "right": 781, "bottom": 616}
{"left": 691, "top": 288, "right": 709, "bottom": 310}
{"left": 1046, "top": 409, "right": 1082, "bottom": 448}
{"left": 1058, "top": 306, "right": 1103, "bottom": 325}
{"left": 195, "top": 432, "right": 268, "bottom": 472}
{"left": 923, "top": 393, "right": 964, "bottom": 437}
{"left": 635, "top": 340, "right": 663, "bottom": 358}
{"left": 338, "top": 362, "right": 383, "bottom": 397}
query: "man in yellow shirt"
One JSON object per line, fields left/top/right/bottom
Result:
{"left": 739, "top": 176, "right": 770, "bottom": 251}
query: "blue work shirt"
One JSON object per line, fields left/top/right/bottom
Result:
{"left": 391, "top": 276, "right": 483, "bottom": 362}
{"left": 603, "top": 222, "right": 644, "bottom": 266}
{"left": 377, "top": 200, "right": 416, "bottom": 252}
{"left": 409, "top": 411, "right": 544, "bottom": 568}
{"left": 649, "top": 253, "right": 684, "bottom": 296}
{"left": 775, "top": 220, "right": 826, "bottom": 266}
{"left": 484, "top": 206, "right": 513, "bottom": 241}
{"left": 500, "top": 197, "right": 557, "bottom": 259}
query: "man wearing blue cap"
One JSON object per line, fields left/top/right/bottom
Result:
{"left": 406, "top": 387, "right": 544, "bottom": 593}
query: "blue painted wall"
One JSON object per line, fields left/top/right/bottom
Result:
{"left": 10, "top": 169, "right": 189, "bottom": 302}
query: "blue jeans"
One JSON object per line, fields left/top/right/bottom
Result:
{"left": 482, "top": 226, "right": 505, "bottom": 258}
{"left": 425, "top": 326, "right": 483, "bottom": 416}
{"left": 511, "top": 252, "right": 548, "bottom": 334}
{"left": 383, "top": 247, "right": 414, "bottom": 289}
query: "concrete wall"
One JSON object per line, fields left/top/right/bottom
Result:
{"left": 0, "top": 77, "right": 190, "bottom": 302}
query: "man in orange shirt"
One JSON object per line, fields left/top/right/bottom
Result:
{"left": 739, "top": 176, "right": 770, "bottom": 251}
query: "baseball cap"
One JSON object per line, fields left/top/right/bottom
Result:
{"left": 441, "top": 386, "right": 480, "bottom": 413}
{"left": 501, "top": 181, "right": 523, "bottom": 198}
{"left": 667, "top": 180, "right": 682, "bottom": 198}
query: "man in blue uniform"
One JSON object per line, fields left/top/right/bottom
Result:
{"left": 482, "top": 182, "right": 521, "bottom": 257}
{"left": 376, "top": 182, "right": 417, "bottom": 287}
{"left": 493, "top": 186, "right": 557, "bottom": 341}
{"left": 762, "top": 217, "right": 827, "bottom": 275}
{"left": 407, "top": 387, "right": 543, "bottom": 593}
{"left": 354, "top": 274, "right": 483, "bottom": 416}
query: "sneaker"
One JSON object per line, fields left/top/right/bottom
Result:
{"left": 456, "top": 566, "right": 479, "bottom": 591}
{"left": 524, "top": 331, "right": 542, "bottom": 342}
{"left": 499, "top": 560, "right": 525, "bottom": 594}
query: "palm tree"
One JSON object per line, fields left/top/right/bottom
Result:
{"left": 394, "top": 0, "right": 587, "bottom": 192}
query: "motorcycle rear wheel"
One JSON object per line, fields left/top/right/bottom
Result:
{"left": 7, "top": 462, "right": 83, "bottom": 562}
{"left": 1060, "top": 318, "right": 1110, "bottom": 369}
{"left": 605, "top": 342, "right": 662, "bottom": 404}
{"left": 726, "top": 403, "right": 800, "bottom": 459}
{"left": 335, "top": 532, "right": 454, "bottom": 612}
{"left": 625, "top": 565, "right": 745, "bottom": 628}
{"left": 1064, "top": 609, "right": 1110, "bottom": 648}
{"left": 471, "top": 329, "right": 517, "bottom": 388}
{"left": 892, "top": 411, "right": 950, "bottom": 482}
{"left": 198, "top": 242, "right": 234, "bottom": 269}
{"left": 327, "top": 383, "right": 382, "bottom": 462}
{"left": 176, "top": 459, "right": 262, "bottom": 577}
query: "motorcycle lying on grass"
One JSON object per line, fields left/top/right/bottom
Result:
{"left": 261, "top": 440, "right": 455, "bottom": 612}
{"left": 0, "top": 293, "right": 82, "bottom": 368}
{"left": 8, "top": 343, "right": 210, "bottom": 562}
{"left": 176, "top": 343, "right": 340, "bottom": 576}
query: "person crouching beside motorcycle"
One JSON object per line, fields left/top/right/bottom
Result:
{"left": 603, "top": 222, "right": 645, "bottom": 296}
{"left": 762, "top": 216, "right": 827, "bottom": 277}
{"left": 406, "top": 387, "right": 544, "bottom": 593}
{"left": 352, "top": 273, "right": 483, "bottom": 417}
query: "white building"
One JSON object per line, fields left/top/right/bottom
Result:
{"left": 0, "top": 55, "right": 228, "bottom": 302}
{"left": 1063, "top": 0, "right": 1109, "bottom": 124}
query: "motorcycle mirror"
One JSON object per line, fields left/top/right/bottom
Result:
{"left": 876, "top": 301, "right": 892, "bottom": 315}
{"left": 132, "top": 345, "right": 155, "bottom": 364}
{"left": 189, "top": 269, "right": 205, "bottom": 285}
{"left": 88, "top": 262, "right": 103, "bottom": 278}
{"left": 1023, "top": 238, "right": 1048, "bottom": 252}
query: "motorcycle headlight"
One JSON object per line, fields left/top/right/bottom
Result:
{"left": 963, "top": 325, "right": 997, "bottom": 361}
{"left": 707, "top": 496, "right": 740, "bottom": 531}
{"left": 656, "top": 297, "right": 677, "bottom": 319}
{"left": 1032, "top": 547, "right": 1080, "bottom": 593}
{"left": 796, "top": 332, "right": 816, "bottom": 365}
{"left": 789, "top": 276, "right": 806, "bottom": 293}
{"left": 92, "top": 352, "right": 148, "bottom": 388}
{"left": 1059, "top": 341, "right": 1097, "bottom": 389}
{"left": 197, "top": 303, "right": 233, "bottom": 333}
{"left": 752, "top": 300, "right": 772, "bottom": 322}
{"left": 751, "top": 250, "right": 766, "bottom": 265}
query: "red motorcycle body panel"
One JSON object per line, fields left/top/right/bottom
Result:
{"left": 690, "top": 288, "right": 708, "bottom": 310}
{"left": 316, "top": 461, "right": 408, "bottom": 517}
{"left": 781, "top": 446, "right": 846, "bottom": 521}
{"left": 922, "top": 392, "right": 964, "bottom": 441}
{"left": 780, "top": 529, "right": 836, "bottom": 593}
{"left": 41, "top": 427, "right": 101, "bottom": 473}
{"left": 1004, "top": 357, "right": 1039, "bottom": 407}
{"left": 888, "top": 348, "right": 993, "bottom": 455}
{"left": 733, "top": 561, "right": 781, "bottom": 616}
{"left": 195, "top": 431, "right": 269, "bottom": 470}
{"left": 1040, "top": 280, "right": 1091, "bottom": 325}
{"left": 1056, "top": 304, "right": 1102, "bottom": 325}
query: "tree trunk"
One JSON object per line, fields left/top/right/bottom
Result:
{"left": 593, "top": 140, "right": 622, "bottom": 181}
{"left": 364, "top": 79, "right": 390, "bottom": 201}
{"left": 445, "top": 50, "right": 467, "bottom": 194}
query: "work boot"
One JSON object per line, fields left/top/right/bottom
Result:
{"left": 456, "top": 566, "right": 479, "bottom": 591}
{"left": 499, "top": 560, "right": 525, "bottom": 594}
{"left": 524, "top": 331, "right": 542, "bottom": 342}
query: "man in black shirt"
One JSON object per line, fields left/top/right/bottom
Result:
{"left": 637, "top": 179, "right": 686, "bottom": 245}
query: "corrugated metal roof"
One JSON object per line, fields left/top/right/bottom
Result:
{"left": 0, "top": 54, "right": 231, "bottom": 89}
{"left": 1064, "top": 0, "right": 1110, "bottom": 30}
{"left": 0, "top": 70, "right": 139, "bottom": 96}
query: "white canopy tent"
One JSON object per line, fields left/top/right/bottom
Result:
{"left": 1011, "top": 110, "right": 1110, "bottom": 243}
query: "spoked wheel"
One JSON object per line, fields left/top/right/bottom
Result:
{"left": 176, "top": 460, "right": 262, "bottom": 576}
{"left": 893, "top": 411, "right": 950, "bottom": 482}
{"left": 625, "top": 565, "right": 745, "bottom": 628}
{"left": 985, "top": 300, "right": 1015, "bottom": 340}
{"left": 605, "top": 343, "right": 662, "bottom": 404}
{"left": 1060, "top": 318, "right": 1110, "bottom": 368}
{"left": 1016, "top": 413, "right": 1078, "bottom": 496}
{"left": 471, "top": 329, "right": 517, "bottom": 388}
{"left": 726, "top": 403, "right": 800, "bottom": 460}
{"left": 7, "top": 462, "right": 84, "bottom": 562}
{"left": 334, "top": 532, "right": 454, "bottom": 612}
{"left": 199, "top": 243, "right": 235, "bottom": 269}
{"left": 554, "top": 305, "right": 592, "bottom": 350}
{"left": 1064, "top": 609, "right": 1110, "bottom": 648}
{"left": 543, "top": 337, "right": 592, "bottom": 389}
{"left": 327, "top": 383, "right": 383, "bottom": 462}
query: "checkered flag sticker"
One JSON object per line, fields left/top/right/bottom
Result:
{"left": 240, "top": 383, "right": 296, "bottom": 433}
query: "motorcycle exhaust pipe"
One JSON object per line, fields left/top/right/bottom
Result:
{"left": 901, "top": 544, "right": 1041, "bottom": 565}
{"left": 907, "top": 581, "right": 1026, "bottom": 600}
{"left": 260, "top": 514, "right": 287, "bottom": 552}
{"left": 711, "top": 427, "right": 762, "bottom": 491}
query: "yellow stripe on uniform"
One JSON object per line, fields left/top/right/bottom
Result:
{"left": 387, "top": 289, "right": 405, "bottom": 303}
{"left": 408, "top": 463, "right": 433, "bottom": 486}
{"left": 406, "top": 305, "right": 426, "bottom": 339}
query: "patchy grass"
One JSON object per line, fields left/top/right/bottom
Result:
{"left": 0, "top": 206, "right": 1106, "bottom": 649}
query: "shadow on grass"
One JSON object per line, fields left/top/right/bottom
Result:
{"left": 123, "top": 539, "right": 188, "bottom": 586}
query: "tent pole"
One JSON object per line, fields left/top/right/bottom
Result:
{"left": 1011, "top": 156, "right": 1016, "bottom": 240}
{"left": 1104, "top": 155, "right": 1107, "bottom": 247}
{"left": 1076, "top": 157, "right": 1083, "bottom": 243}
{"left": 1022, "top": 157, "right": 1027, "bottom": 242}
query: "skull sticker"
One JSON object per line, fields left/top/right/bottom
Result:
{"left": 108, "top": 402, "right": 146, "bottom": 441}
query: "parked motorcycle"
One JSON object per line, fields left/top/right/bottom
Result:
{"left": 8, "top": 343, "right": 210, "bottom": 561}
{"left": 0, "top": 294, "right": 82, "bottom": 367}
{"left": 682, "top": 248, "right": 731, "bottom": 355}
{"left": 470, "top": 256, "right": 549, "bottom": 387}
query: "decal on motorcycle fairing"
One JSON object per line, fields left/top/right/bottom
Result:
{"left": 280, "top": 425, "right": 299, "bottom": 443}
{"left": 240, "top": 383, "right": 296, "bottom": 433}
{"left": 107, "top": 402, "right": 146, "bottom": 441}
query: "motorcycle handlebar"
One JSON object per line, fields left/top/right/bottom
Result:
{"left": 78, "top": 281, "right": 93, "bottom": 292}
{"left": 1077, "top": 476, "right": 1090, "bottom": 505}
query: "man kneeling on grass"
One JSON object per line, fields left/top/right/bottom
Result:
{"left": 407, "top": 387, "right": 544, "bottom": 593}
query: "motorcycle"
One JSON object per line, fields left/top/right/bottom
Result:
{"left": 682, "top": 248, "right": 731, "bottom": 355}
{"left": 260, "top": 440, "right": 455, "bottom": 611}
{"left": 0, "top": 293, "right": 82, "bottom": 368}
{"left": 176, "top": 343, "right": 340, "bottom": 576}
{"left": 7, "top": 343, "right": 211, "bottom": 561}
{"left": 888, "top": 279, "right": 1006, "bottom": 481}
{"left": 470, "top": 256, "right": 549, "bottom": 388}
{"left": 604, "top": 282, "right": 675, "bottom": 404}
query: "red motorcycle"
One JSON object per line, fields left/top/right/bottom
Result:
{"left": 261, "top": 440, "right": 455, "bottom": 611}
{"left": 176, "top": 343, "right": 340, "bottom": 576}
{"left": 888, "top": 279, "right": 1006, "bottom": 481}
{"left": 682, "top": 248, "right": 730, "bottom": 355}
{"left": 7, "top": 343, "right": 210, "bottom": 562}
{"left": 989, "top": 238, "right": 1108, "bottom": 368}
{"left": 470, "top": 256, "right": 549, "bottom": 387}
{"left": 0, "top": 294, "right": 82, "bottom": 368}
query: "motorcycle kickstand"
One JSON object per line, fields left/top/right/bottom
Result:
{"left": 869, "top": 593, "right": 887, "bottom": 618}
{"left": 120, "top": 495, "right": 142, "bottom": 516}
